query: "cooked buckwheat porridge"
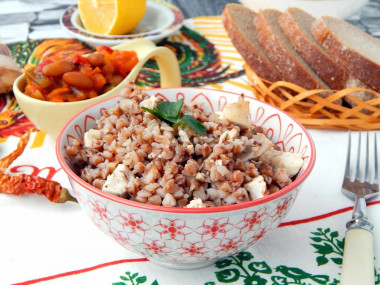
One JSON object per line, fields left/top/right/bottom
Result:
{"left": 66, "top": 83, "right": 304, "bottom": 208}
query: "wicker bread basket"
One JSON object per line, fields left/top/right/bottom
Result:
{"left": 244, "top": 64, "right": 380, "bottom": 130}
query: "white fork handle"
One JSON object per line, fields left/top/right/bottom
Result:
{"left": 340, "top": 228, "right": 374, "bottom": 285}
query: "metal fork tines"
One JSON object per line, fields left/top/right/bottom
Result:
{"left": 343, "top": 131, "right": 379, "bottom": 228}
{"left": 340, "top": 131, "right": 379, "bottom": 285}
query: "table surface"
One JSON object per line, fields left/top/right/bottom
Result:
{"left": 0, "top": 1, "right": 380, "bottom": 285}
{"left": 165, "top": 0, "right": 239, "bottom": 18}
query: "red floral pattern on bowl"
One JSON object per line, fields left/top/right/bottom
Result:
{"left": 56, "top": 87, "right": 316, "bottom": 269}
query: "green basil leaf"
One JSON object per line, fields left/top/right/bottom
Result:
{"left": 141, "top": 106, "right": 174, "bottom": 125}
{"left": 156, "top": 99, "right": 183, "bottom": 119}
{"left": 180, "top": 115, "right": 207, "bottom": 135}
{"left": 142, "top": 99, "right": 206, "bottom": 135}
{"left": 141, "top": 106, "right": 159, "bottom": 116}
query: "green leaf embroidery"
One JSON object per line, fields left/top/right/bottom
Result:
{"left": 247, "top": 261, "right": 272, "bottom": 274}
{"left": 331, "top": 257, "right": 343, "bottom": 265}
{"left": 136, "top": 276, "right": 147, "bottom": 284}
{"left": 311, "top": 275, "right": 330, "bottom": 284}
{"left": 236, "top": 252, "right": 254, "bottom": 262}
{"left": 336, "top": 239, "right": 345, "bottom": 249}
{"left": 310, "top": 237, "right": 323, "bottom": 242}
{"left": 114, "top": 228, "right": 380, "bottom": 285}
{"left": 211, "top": 252, "right": 329, "bottom": 284}
{"left": 330, "top": 278, "right": 341, "bottom": 285}
{"left": 271, "top": 276, "right": 287, "bottom": 285}
{"left": 215, "top": 259, "right": 233, "bottom": 269}
{"left": 113, "top": 271, "right": 157, "bottom": 285}
{"left": 243, "top": 275, "right": 267, "bottom": 285}
{"left": 376, "top": 270, "right": 380, "bottom": 284}
{"left": 311, "top": 228, "right": 324, "bottom": 236}
{"left": 310, "top": 227, "right": 345, "bottom": 267}
{"left": 216, "top": 268, "right": 241, "bottom": 283}
{"left": 316, "top": 255, "right": 329, "bottom": 266}
{"left": 312, "top": 243, "right": 334, "bottom": 255}
{"left": 131, "top": 273, "right": 138, "bottom": 279}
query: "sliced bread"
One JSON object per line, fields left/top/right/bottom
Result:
{"left": 312, "top": 16, "right": 380, "bottom": 93}
{"left": 278, "top": 8, "right": 349, "bottom": 90}
{"left": 254, "top": 9, "right": 330, "bottom": 91}
{"left": 222, "top": 4, "right": 282, "bottom": 83}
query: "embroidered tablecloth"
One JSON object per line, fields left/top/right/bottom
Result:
{"left": 0, "top": 2, "right": 380, "bottom": 285}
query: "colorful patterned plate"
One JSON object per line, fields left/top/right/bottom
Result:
{"left": 60, "top": 0, "right": 184, "bottom": 47}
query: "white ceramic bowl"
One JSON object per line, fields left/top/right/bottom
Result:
{"left": 239, "top": 0, "right": 369, "bottom": 19}
{"left": 56, "top": 87, "right": 316, "bottom": 269}
{"left": 60, "top": 0, "right": 184, "bottom": 47}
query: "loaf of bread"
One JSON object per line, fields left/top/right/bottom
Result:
{"left": 312, "top": 16, "right": 380, "bottom": 93}
{"left": 254, "top": 9, "right": 330, "bottom": 91}
{"left": 222, "top": 3, "right": 380, "bottom": 111}
{"left": 222, "top": 4, "right": 282, "bottom": 83}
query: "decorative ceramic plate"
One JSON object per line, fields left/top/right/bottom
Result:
{"left": 60, "top": 0, "right": 184, "bottom": 47}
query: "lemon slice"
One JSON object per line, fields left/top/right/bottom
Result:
{"left": 78, "top": 0, "right": 146, "bottom": 35}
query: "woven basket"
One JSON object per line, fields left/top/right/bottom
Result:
{"left": 244, "top": 64, "right": 380, "bottom": 130}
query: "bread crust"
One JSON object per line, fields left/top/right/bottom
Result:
{"left": 222, "top": 4, "right": 282, "bottom": 82}
{"left": 312, "top": 17, "right": 380, "bottom": 93}
{"left": 254, "top": 9, "right": 329, "bottom": 90}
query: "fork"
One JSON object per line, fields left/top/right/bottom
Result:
{"left": 340, "top": 131, "right": 379, "bottom": 285}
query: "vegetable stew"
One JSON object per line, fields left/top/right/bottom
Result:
{"left": 23, "top": 46, "right": 138, "bottom": 102}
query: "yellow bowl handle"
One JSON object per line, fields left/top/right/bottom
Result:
{"left": 112, "top": 38, "right": 181, "bottom": 89}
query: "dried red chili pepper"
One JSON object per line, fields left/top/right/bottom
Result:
{"left": 0, "top": 132, "right": 76, "bottom": 203}
{"left": 0, "top": 131, "right": 30, "bottom": 172}
{"left": 0, "top": 173, "right": 76, "bottom": 203}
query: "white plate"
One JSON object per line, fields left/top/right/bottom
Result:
{"left": 60, "top": 0, "right": 184, "bottom": 47}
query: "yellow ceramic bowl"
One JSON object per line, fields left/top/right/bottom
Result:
{"left": 13, "top": 38, "right": 181, "bottom": 139}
